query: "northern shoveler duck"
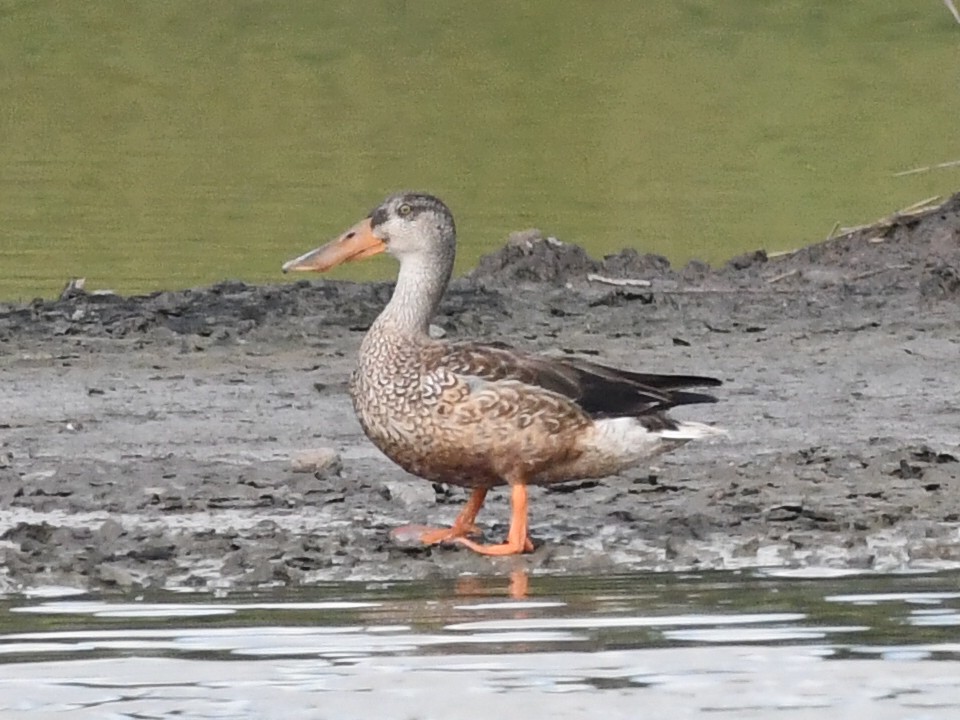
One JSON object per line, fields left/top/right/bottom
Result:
{"left": 283, "top": 192, "right": 722, "bottom": 555}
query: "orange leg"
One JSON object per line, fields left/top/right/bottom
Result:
{"left": 455, "top": 483, "right": 534, "bottom": 555}
{"left": 393, "top": 488, "right": 488, "bottom": 546}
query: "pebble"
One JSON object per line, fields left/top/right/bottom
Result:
{"left": 290, "top": 448, "right": 342, "bottom": 474}
{"left": 379, "top": 479, "right": 436, "bottom": 509}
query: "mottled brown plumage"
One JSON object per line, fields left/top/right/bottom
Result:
{"left": 283, "top": 192, "right": 722, "bottom": 555}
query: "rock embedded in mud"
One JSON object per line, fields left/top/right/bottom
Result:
{"left": 378, "top": 479, "right": 436, "bottom": 509}
{"left": 920, "top": 261, "right": 960, "bottom": 298}
{"left": 290, "top": 448, "right": 342, "bottom": 475}
{"left": 97, "top": 563, "right": 137, "bottom": 588}
{"left": 726, "top": 249, "right": 768, "bottom": 271}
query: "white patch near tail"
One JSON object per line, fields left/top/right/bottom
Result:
{"left": 657, "top": 421, "right": 728, "bottom": 441}
{"left": 592, "top": 417, "right": 726, "bottom": 466}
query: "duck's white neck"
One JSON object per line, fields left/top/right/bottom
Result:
{"left": 373, "top": 251, "right": 453, "bottom": 337}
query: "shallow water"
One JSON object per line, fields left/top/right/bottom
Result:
{"left": 1, "top": 569, "right": 959, "bottom": 718}
{"left": 3, "top": 2, "right": 960, "bottom": 300}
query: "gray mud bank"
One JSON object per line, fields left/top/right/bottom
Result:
{"left": 1, "top": 196, "right": 959, "bottom": 593}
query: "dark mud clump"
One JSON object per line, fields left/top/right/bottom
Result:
{"left": 0, "top": 279, "right": 509, "bottom": 348}
{"left": 468, "top": 229, "right": 602, "bottom": 285}
{"left": 1, "top": 193, "right": 959, "bottom": 593}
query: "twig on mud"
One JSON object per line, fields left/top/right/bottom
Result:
{"left": 894, "top": 159, "right": 960, "bottom": 177}
{"left": 895, "top": 195, "right": 942, "bottom": 216}
{"left": 826, "top": 221, "right": 841, "bottom": 240}
{"left": 847, "top": 263, "right": 911, "bottom": 282}
{"left": 827, "top": 195, "right": 944, "bottom": 244}
{"left": 767, "top": 248, "right": 798, "bottom": 259}
{"left": 835, "top": 223, "right": 870, "bottom": 237}
{"left": 586, "top": 273, "right": 652, "bottom": 288}
{"left": 766, "top": 269, "right": 799, "bottom": 284}
{"left": 944, "top": 0, "right": 960, "bottom": 25}
{"left": 660, "top": 287, "right": 808, "bottom": 295}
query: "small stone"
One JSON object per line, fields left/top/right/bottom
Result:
{"left": 290, "top": 448, "right": 341, "bottom": 474}
{"left": 389, "top": 525, "right": 435, "bottom": 548}
{"left": 97, "top": 563, "right": 136, "bottom": 588}
{"left": 379, "top": 480, "right": 436, "bottom": 509}
{"left": 95, "top": 518, "right": 124, "bottom": 545}
{"left": 732, "top": 537, "right": 761, "bottom": 557}
{"left": 506, "top": 228, "right": 545, "bottom": 249}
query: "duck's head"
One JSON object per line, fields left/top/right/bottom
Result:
{"left": 282, "top": 192, "right": 456, "bottom": 274}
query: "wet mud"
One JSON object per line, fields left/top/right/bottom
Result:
{"left": 1, "top": 194, "right": 959, "bottom": 593}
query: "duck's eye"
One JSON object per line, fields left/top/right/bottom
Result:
{"left": 398, "top": 203, "right": 412, "bottom": 217}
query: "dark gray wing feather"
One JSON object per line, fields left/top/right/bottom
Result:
{"left": 423, "top": 341, "right": 720, "bottom": 419}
